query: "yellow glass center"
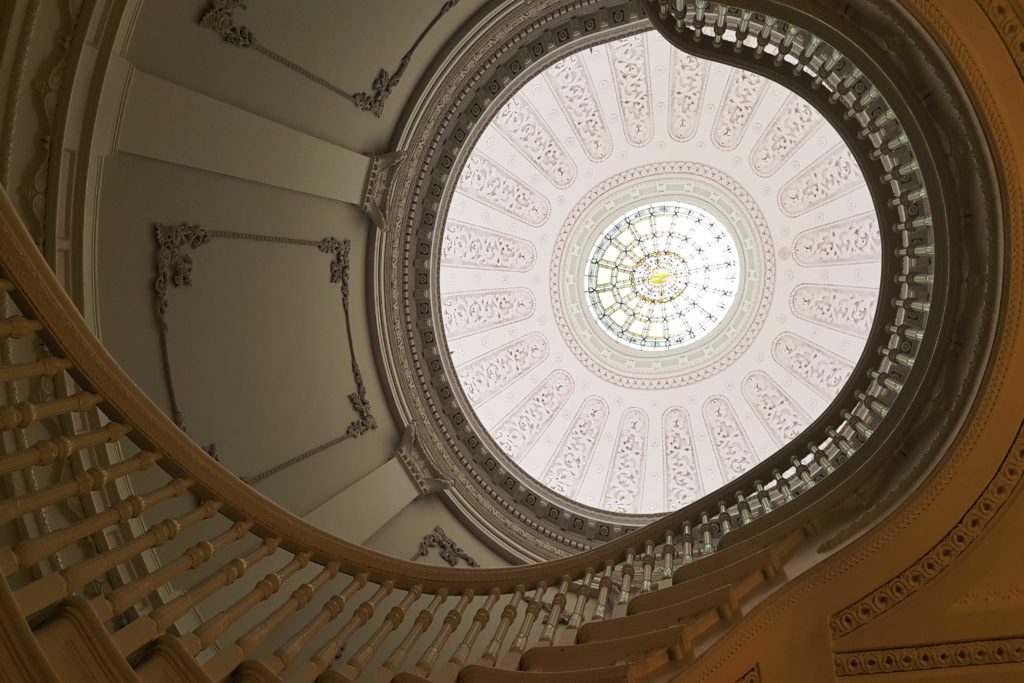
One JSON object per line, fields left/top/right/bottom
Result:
{"left": 649, "top": 268, "right": 672, "bottom": 286}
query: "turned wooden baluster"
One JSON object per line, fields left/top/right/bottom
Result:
{"left": 205, "top": 561, "right": 342, "bottom": 680}
{"left": 618, "top": 549, "right": 636, "bottom": 606}
{"left": 339, "top": 584, "right": 422, "bottom": 681}
{"left": 113, "top": 537, "right": 281, "bottom": 655}
{"left": 479, "top": 586, "right": 521, "bottom": 666}
{"left": 261, "top": 573, "right": 367, "bottom": 674}
{"left": 591, "top": 561, "right": 614, "bottom": 621}
{"left": 567, "top": 567, "right": 595, "bottom": 629}
{"left": 92, "top": 519, "right": 252, "bottom": 621}
{"left": 680, "top": 522, "right": 694, "bottom": 564}
{"left": 0, "top": 354, "right": 71, "bottom": 384}
{"left": 0, "top": 421, "right": 130, "bottom": 475}
{"left": 0, "top": 451, "right": 160, "bottom": 525}
{"left": 503, "top": 581, "right": 546, "bottom": 668}
{"left": 414, "top": 588, "right": 474, "bottom": 677}
{"left": 662, "top": 531, "right": 675, "bottom": 579}
{"left": 380, "top": 589, "right": 447, "bottom": 677}
{"left": 0, "top": 392, "right": 101, "bottom": 429}
{"left": 448, "top": 587, "right": 500, "bottom": 669}
{"left": 0, "top": 315, "right": 41, "bottom": 339}
{"left": 537, "top": 575, "right": 570, "bottom": 645}
{"left": 0, "top": 477, "right": 191, "bottom": 576}
{"left": 641, "top": 540, "right": 656, "bottom": 593}
{"left": 295, "top": 580, "right": 394, "bottom": 683}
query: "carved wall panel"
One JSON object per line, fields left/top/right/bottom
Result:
{"left": 492, "top": 370, "right": 574, "bottom": 461}
{"left": 606, "top": 33, "right": 654, "bottom": 146}
{"left": 662, "top": 407, "right": 702, "bottom": 510}
{"left": 703, "top": 396, "right": 759, "bottom": 481}
{"left": 455, "top": 333, "right": 549, "bottom": 405}
{"left": 773, "top": 332, "right": 855, "bottom": 400}
{"left": 601, "top": 408, "right": 649, "bottom": 513}
{"left": 779, "top": 144, "right": 864, "bottom": 216}
{"left": 492, "top": 95, "right": 576, "bottom": 188}
{"left": 792, "top": 211, "right": 882, "bottom": 267}
{"left": 741, "top": 371, "right": 811, "bottom": 446}
{"left": 456, "top": 153, "right": 550, "bottom": 226}
{"left": 791, "top": 284, "right": 877, "bottom": 337}
{"left": 441, "top": 221, "right": 536, "bottom": 271}
{"left": 440, "top": 288, "right": 535, "bottom": 340}
{"left": 711, "top": 70, "right": 766, "bottom": 151}
{"left": 668, "top": 50, "right": 709, "bottom": 142}
{"left": 749, "top": 93, "right": 824, "bottom": 177}
{"left": 541, "top": 396, "right": 609, "bottom": 498}
{"left": 544, "top": 52, "right": 614, "bottom": 162}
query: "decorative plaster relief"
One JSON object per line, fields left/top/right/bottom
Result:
{"left": 411, "top": 525, "right": 479, "bottom": 567}
{"left": 834, "top": 638, "right": 1024, "bottom": 676}
{"left": 493, "top": 95, "right": 576, "bottom": 188}
{"left": 441, "top": 221, "right": 536, "bottom": 271}
{"left": 440, "top": 288, "right": 535, "bottom": 340}
{"left": 606, "top": 33, "right": 654, "bottom": 146}
{"left": 791, "top": 284, "right": 877, "bottom": 337}
{"left": 741, "top": 371, "right": 811, "bottom": 446}
{"left": 456, "top": 333, "right": 549, "bottom": 405}
{"left": 542, "top": 396, "right": 609, "bottom": 497}
{"left": 601, "top": 408, "right": 649, "bottom": 513}
{"left": 457, "top": 153, "right": 550, "bottom": 226}
{"left": 773, "top": 332, "right": 854, "bottom": 400}
{"left": 492, "top": 370, "right": 574, "bottom": 461}
{"left": 544, "top": 52, "right": 614, "bottom": 162}
{"left": 792, "top": 212, "right": 882, "bottom": 267}
{"left": 668, "top": 50, "right": 708, "bottom": 142}
{"left": 663, "top": 407, "right": 702, "bottom": 510}
{"left": 703, "top": 396, "right": 759, "bottom": 481}
{"left": 711, "top": 70, "right": 766, "bottom": 151}
{"left": 779, "top": 144, "right": 864, "bottom": 216}
{"left": 749, "top": 93, "right": 824, "bottom": 177}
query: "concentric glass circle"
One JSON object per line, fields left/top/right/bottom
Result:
{"left": 584, "top": 202, "right": 740, "bottom": 350}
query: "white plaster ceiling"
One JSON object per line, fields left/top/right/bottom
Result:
{"left": 439, "top": 29, "right": 881, "bottom": 515}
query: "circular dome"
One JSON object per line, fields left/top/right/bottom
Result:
{"left": 439, "top": 29, "right": 881, "bottom": 515}
{"left": 584, "top": 202, "right": 740, "bottom": 351}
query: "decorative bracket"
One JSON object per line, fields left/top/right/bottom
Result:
{"left": 394, "top": 422, "right": 452, "bottom": 498}
{"left": 361, "top": 151, "right": 406, "bottom": 233}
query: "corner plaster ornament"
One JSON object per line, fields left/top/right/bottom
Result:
{"left": 393, "top": 423, "right": 452, "bottom": 497}
{"left": 411, "top": 525, "right": 479, "bottom": 567}
{"left": 361, "top": 151, "right": 406, "bottom": 232}
{"left": 199, "top": 0, "right": 460, "bottom": 117}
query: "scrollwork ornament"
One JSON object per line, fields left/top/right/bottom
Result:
{"left": 411, "top": 525, "right": 479, "bottom": 567}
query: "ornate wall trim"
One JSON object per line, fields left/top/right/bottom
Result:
{"left": 834, "top": 637, "right": 1024, "bottom": 676}
{"left": 199, "top": 0, "right": 459, "bottom": 117}
{"left": 411, "top": 525, "right": 479, "bottom": 567}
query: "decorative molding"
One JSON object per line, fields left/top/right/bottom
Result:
{"left": 492, "top": 370, "right": 574, "bottom": 462}
{"left": 492, "top": 95, "right": 575, "bottom": 188}
{"left": 792, "top": 212, "right": 882, "bottom": 267}
{"left": 772, "top": 332, "right": 854, "bottom": 401}
{"left": 779, "top": 143, "right": 864, "bottom": 217}
{"left": 711, "top": 69, "right": 766, "bottom": 151}
{"left": 668, "top": 49, "right": 708, "bottom": 143}
{"left": 976, "top": 0, "right": 1024, "bottom": 79}
{"left": 736, "top": 664, "right": 761, "bottom": 683}
{"left": 663, "top": 407, "right": 702, "bottom": 510}
{"left": 441, "top": 221, "right": 536, "bottom": 272}
{"left": 455, "top": 333, "right": 548, "bottom": 406}
{"left": 544, "top": 51, "right": 614, "bottom": 162}
{"left": 749, "top": 93, "right": 823, "bottom": 177}
{"left": 439, "top": 288, "right": 535, "bottom": 340}
{"left": 361, "top": 151, "right": 406, "bottom": 232}
{"left": 199, "top": 0, "right": 460, "bottom": 117}
{"left": 790, "top": 284, "right": 877, "bottom": 337}
{"left": 393, "top": 423, "right": 452, "bottom": 498}
{"left": 606, "top": 33, "right": 654, "bottom": 146}
{"left": 601, "top": 408, "right": 649, "bottom": 514}
{"left": 456, "top": 153, "right": 550, "bottom": 226}
{"left": 834, "top": 637, "right": 1024, "bottom": 676}
{"left": 151, "top": 225, "right": 376, "bottom": 483}
{"left": 411, "top": 525, "right": 479, "bottom": 567}
{"left": 703, "top": 396, "right": 758, "bottom": 482}
{"left": 741, "top": 371, "right": 811, "bottom": 447}
{"left": 541, "top": 396, "right": 609, "bottom": 498}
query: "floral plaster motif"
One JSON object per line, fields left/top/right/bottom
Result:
{"left": 606, "top": 33, "right": 654, "bottom": 145}
{"left": 456, "top": 333, "right": 549, "bottom": 405}
{"left": 544, "top": 52, "right": 614, "bottom": 162}
{"left": 493, "top": 370, "right": 574, "bottom": 461}
{"left": 792, "top": 212, "right": 882, "bottom": 267}
{"left": 741, "top": 371, "right": 811, "bottom": 446}
{"left": 712, "top": 70, "right": 766, "bottom": 151}
{"left": 440, "top": 288, "right": 535, "bottom": 340}
{"left": 773, "top": 332, "right": 855, "bottom": 399}
{"left": 779, "top": 144, "right": 863, "bottom": 216}
{"left": 457, "top": 153, "right": 550, "bottom": 226}
{"left": 441, "top": 221, "right": 536, "bottom": 271}
{"left": 602, "top": 408, "right": 649, "bottom": 513}
{"left": 791, "top": 284, "right": 877, "bottom": 337}
{"left": 493, "top": 95, "right": 576, "bottom": 188}
{"left": 663, "top": 408, "right": 702, "bottom": 509}
{"left": 542, "top": 397, "right": 609, "bottom": 497}
{"left": 668, "top": 50, "right": 708, "bottom": 142}
{"left": 703, "top": 396, "right": 759, "bottom": 480}
{"left": 749, "top": 93, "right": 823, "bottom": 177}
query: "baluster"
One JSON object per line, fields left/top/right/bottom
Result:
{"left": 0, "top": 421, "right": 130, "bottom": 475}
{"left": 791, "top": 456, "right": 814, "bottom": 491}
{"left": 773, "top": 470, "right": 794, "bottom": 503}
{"left": 538, "top": 576, "right": 570, "bottom": 645}
{"left": 641, "top": 541, "right": 656, "bottom": 593}
{"left": 340, "top": 585, "right": 422, "bottom": 681}
{"left": 661, "top": 531, "right": 675, "bottom": 579}
{"left": 263, "top": 573, "right": 367, "bottom": 674}
{"left": 809, "top": 442, "right": 835, "bottom": 475}
{"left": 754, "top": 16, "right": 777, "bottom": 59}
{"left": 0, "top": 451, "right": 160, "bottom": 525}
{"left": 113, "top": 537, "right": 281, "bottom": 655}
{"left": 297, "top": 580, "right": 394, "bottom": 682}
{"left": 414, "top": 589, "right": 473, "bottom": 677}
{"left": 718, "top": 501, "right": 733, "bottom": 535}
{"left": 180, "top": 551, "right": 311, "bottom": 656}
{"left": 93, "top": 519, "right": 251, "bottom": 621}
{"left": 700, "top": 513, "right": 714, "bottom": 556}
{"left": 381, "top": 589, "right": 447, "bottom": 676}
{"left": 0, "top": 477, "right": 190, "bottom": 576}
{"left": 592, "top": 562, "right": 614, "bottom": 621}
{"left": 448, "top": 587, "right": 500, "bottom": 668}
{"left": 680, "top": 522, "right": 694, "bottom": 564}
{"left": 0, "top": 392, "right": 101, "bottom": 429}
{"left": 567, "top": 568, "right": 594, "bottom": 629}
{"left": 735, "top": 492, "right": 752, "bottom": 526}
{"left": 755, "top": 481, "right": 773, "bottom": 516}
{"left": 504, "top": 581, "right": 546, "bottom": 667}
{"left": 870, "top": 369, "right": 905, "bottom": 392}
{"left": 840, "top": 412, "right": 873, "bottom": 440}
{"left": 0, "top": 315, "right": 41, "bottom": 339}
{"left": 857, "top": 391, "right": 891, "bottom": 417}
{"left": 0, "top": 355, "right": 71, "bottom": 384}
{"left": 618, "top": 549, "right": 635, "bottom": 605}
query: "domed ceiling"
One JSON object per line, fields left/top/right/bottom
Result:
{"left": 438, "top": 29, "right": 881, "bottom": 516}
